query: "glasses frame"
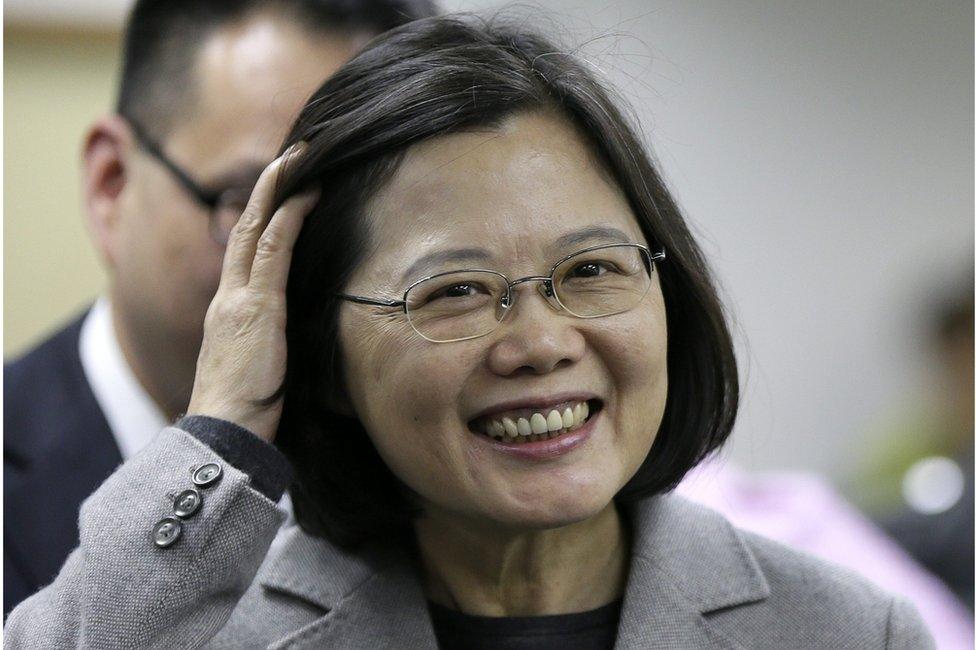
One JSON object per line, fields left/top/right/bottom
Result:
{"left": 126, "top": 119, "right": 249, "bottom": 245}
{"left": 339, "top": 242, "right": 666, "bottom": 343}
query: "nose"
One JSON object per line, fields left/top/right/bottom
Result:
{"left": 486, "top": 283, "right": 585, "bottom": 376}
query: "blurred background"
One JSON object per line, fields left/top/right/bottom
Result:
{"left": 5, "top": 0, "right": 972, "bottom": 614}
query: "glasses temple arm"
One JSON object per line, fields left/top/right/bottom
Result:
{"left": 337, "top": 294, "right": 407, "bottom": 310}
{"left": 126, "top": 117, "right": 221, "bottom": 208}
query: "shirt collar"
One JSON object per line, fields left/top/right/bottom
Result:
{"left": 78, "top": 298, "right": 168, "bottom": 460}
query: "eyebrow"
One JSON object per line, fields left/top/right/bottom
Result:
{"left": 550, "top": 225, "right": 634, "bottom": 250}
{"left": 399, "top": 225, "right": 637, "bottom": 283}
{"left": 401, "top": 247, "right": 492, "bottom": 283}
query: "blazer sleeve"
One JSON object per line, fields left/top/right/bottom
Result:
{"left": 3, "top": 425, "right": 287, "bottom": 649}
{"left": 885, "top": 595, "right": 936, "bottom": 650}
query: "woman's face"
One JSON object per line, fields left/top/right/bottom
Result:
{"left": 338, "top": 112, "right": 668, "bottom": 531}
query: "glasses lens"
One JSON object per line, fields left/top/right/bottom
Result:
{"left": 211, "top": 189, "right": 250, "bottom": 246}
{"left": 405, "top": 271, "right": 508, "bottom": 342}
{"left": 553, "top": 244, "right": 652, "bottom": 317}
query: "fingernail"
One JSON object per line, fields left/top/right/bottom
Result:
{"left": 282, "top": 141, "right": 308, "bottom": 159}
{"left": 301, "top": 188, "right": 321, "bottom": 206}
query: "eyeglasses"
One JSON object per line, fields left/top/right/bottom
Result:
{"left": 127, "top": 119, "right": 253, "bottom": 246}
{"left": 339, "top": 242, "right": 666, "bottom": 343}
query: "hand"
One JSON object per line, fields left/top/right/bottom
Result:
{"left": 186, "top": 145, "right": 317, "bottom": 442}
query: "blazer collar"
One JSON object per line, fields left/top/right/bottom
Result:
{"left": 613, "top": 495, "right": 770, "bottom": 649}
{"left": 260, "top": 528, "right": 438, "bottom": 648}
{"left": 260, "top": 494, "right": 769, "bottom": 649}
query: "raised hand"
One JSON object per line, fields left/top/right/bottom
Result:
{"left": 186, "top": 144, "right": 317, "bottom": 442}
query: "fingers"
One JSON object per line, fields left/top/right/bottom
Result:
{"left": 248, "top": 189, "right": 320, "bottom": 294}
{"left": 219, "top": 143, "right": 307, "bottom": 290}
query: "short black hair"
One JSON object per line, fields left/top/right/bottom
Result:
{"left": 116, "top": 0, "right": 439, "bottom": 141}
{"left": 273, "top": 14, "right": 740, "bottom": 549}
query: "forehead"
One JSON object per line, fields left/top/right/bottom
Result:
{"left": 363, "top": 111, "right": 647, "bottom": 284}
{"left": 166, "top": 14, "right": 364, "bottom": 176}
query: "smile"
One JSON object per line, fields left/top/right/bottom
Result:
{"left": 470, "top": 399, "right": 602, "bottom": 445}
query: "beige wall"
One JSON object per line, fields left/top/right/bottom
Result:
{"left": 4, "top": 26, "right": 120, "bottom": 358}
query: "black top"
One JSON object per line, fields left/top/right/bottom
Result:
{"left": 428, "top": 599, "right": 622, "bottom": 650}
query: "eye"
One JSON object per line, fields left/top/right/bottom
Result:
{"left": 427, "top": 282, "right": 490, "bottom": 302}
{"left": 443, "top": 283, "right": 476, "bottom": 297}
{"left": 567, "top": 261, "right": 613, "bottom": 278}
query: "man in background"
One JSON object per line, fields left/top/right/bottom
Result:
{"left": 4, "top": 0, "right": 436, "bottom": 615}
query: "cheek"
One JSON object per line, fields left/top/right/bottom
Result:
{"left": 597, "top": 291, "right": 668, "bottom": 455}
{"left": 346, "top": 340, "right": 485, "bottom": 507}
{"left": 606, "top": 292, "right": 667, "bottom": 388}
{"left": 340, "top": 314, "right": 475, "bottom": 455}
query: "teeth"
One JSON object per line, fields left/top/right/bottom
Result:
{"left": 502, "top": 417, "right": 518, "bottom": 437}
{"left": 561, "top": 408, "right": 574, "bottom": 429}
{"left": 530, "top": 413, "right": 548, "bottom": 435}
{"left": 546, "top": 410, "right": 562, "bottom": 432}
{"left": 480, "top": 401, "right": 594, "bottom": 444}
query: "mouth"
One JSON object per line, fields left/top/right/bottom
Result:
{"left": 467, "top": 398, "right": 603, "bottom": 445}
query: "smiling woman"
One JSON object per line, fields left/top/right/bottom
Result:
{"left": 274, "top": 20, "right": 739, "bottom": 555}
{"left": 5, "top": 13, "right": 935, "bottom": 650}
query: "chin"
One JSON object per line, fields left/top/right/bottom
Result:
{"left": 490, "top": 482, "right": 616, "bottom": 531}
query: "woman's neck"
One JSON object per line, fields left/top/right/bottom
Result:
{"left": 413, "top": 501, "right": 630, "bottom": 617}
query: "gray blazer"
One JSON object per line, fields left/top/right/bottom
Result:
{"left": 4, "top": 427, "right": 934, "bottom": 649}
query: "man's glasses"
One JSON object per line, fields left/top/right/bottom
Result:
{"left": 340, "top": 242, "right": 666, "bottom": 343}
{"left": 127, "top": 120, "right": 253, "bottom": 246}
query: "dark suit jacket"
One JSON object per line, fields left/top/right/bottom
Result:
{"left": 3, "top": 313, "right": 122, "bottom": 616}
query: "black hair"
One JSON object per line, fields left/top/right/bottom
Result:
{"left": 273, "top": 14, "right": 739, "bottom": 548}
{"left": 116, "top": 0, "right": 439, "bottom": 140}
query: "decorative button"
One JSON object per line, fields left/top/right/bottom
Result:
{"left": 152, "top": 517, "right": 183, "bottom": 548}
{"left": 173, "top": 488, "right": 202, "bottom": 518}
{"left": 192, "top": 462, "right": 223, "bottom": 487}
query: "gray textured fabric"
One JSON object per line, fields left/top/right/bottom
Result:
{"left": 177, "top": 415, "right": 293, "bottom": 501}
{"left": 4, "top": 427, "right": 935, "bottom": 649}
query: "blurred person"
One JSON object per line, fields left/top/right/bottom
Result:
{"left": 855, "top": 283, "right": 974, "bottom": 609}
{"left": 678, "top": 459, "right": 974, "bottom": 648}
{"left": 3, "top": 0, "right": 437, "bottom": 616}
{"left": 677, "top": 278, "right": 975, "bottom": 646}
{"left": 6, "top": 16, "right": 933, "bottom": 647}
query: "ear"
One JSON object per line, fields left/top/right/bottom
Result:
{"left": 81, "top": 115, "right": 135, "bottom": 269}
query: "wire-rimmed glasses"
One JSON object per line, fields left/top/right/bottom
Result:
{"left": 127, "top": 119, "right": 254, "bottom": 246}
{"left": 339, "top": 242, "right": 666, "bottom": 343}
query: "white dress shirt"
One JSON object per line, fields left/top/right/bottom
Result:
{"left": 78, "top": 298, "right": 168, "bottom": 461}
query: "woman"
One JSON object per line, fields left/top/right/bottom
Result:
{"left": 5, "top": 15, "right": 933, "bottom": 649}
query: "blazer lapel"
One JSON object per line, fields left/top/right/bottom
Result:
{"left": 261, "top": 528, "right": 438, "bottom": 649}
{"left": 261, "top": 495, "right": 769, "bottom": 649}
{"left": 615, "top": 495, "right": 771, "bottom": 650}
{"left": 276, "top": 558, "right": 437, "bottom": 649}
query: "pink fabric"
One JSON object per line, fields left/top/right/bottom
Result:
{"left": 676, "top": 459, "right": 974, "bottom": 650}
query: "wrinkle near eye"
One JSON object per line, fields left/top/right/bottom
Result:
{"left": 355, "top": 309, "right": 423, "bottom": 383}
{"left": 362, "top": 307, "right": 407, "bottom": 336}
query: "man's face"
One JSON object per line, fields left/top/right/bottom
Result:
{"left": 109, "top": 17, "right": 361, "bottom": 358}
